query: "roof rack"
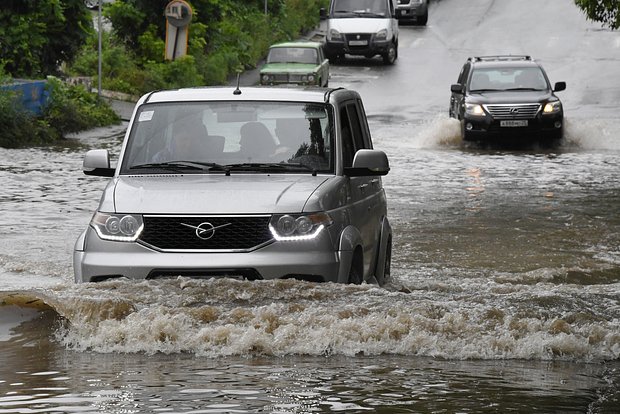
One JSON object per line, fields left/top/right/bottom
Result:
{"left": 469, "top": 55, "right": 532, "bottom": 62}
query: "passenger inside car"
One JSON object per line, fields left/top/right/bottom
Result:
{"left": 152, "top": 119, "right": 224, "bottom": 163}
{"left": 238, "top": 121, "right": 277, "bottom": 162}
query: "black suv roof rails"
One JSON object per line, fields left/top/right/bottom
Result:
{"left": 468, "top": 55, "right": 532, "bottom": 62}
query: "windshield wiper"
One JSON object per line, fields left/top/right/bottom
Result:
{"left": 502, "top": 87, "right": 543, "bottom": 91}
{"left": 130, "top": 161, "right": 205, "bottom": 172}
{"left": 130, "top": 161, "right": 229, "bottom": 173}
{"left": 353, "top": 11, "right": 384, "bottom": 17}
{"left": 469, "top": 89, "right": 502, "bottom": 93}
{"left": 224, "top": 162, "right": 318, "bottom": 175}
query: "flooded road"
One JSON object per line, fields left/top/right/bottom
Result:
{"left": 1, "top": 0, "right": 620, "bottom": 412}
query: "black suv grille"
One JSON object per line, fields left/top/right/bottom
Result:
{"left": 484, "top": 104, "right": 541, "bottom": 119}
{"left": 139, "top": 215, "right": 273, "bottom": 251}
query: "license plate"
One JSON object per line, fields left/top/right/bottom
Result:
{"left": 349, "top": 40, "right": 368, "bottom": 46}
{"left": 500, "top": 120, "right": 528, "bottom": 127}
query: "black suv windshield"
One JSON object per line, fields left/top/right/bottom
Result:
{"left": 121, "top": 101, "right": 333, "bottom": 175}
{"left": 332, "top": 0, "right": 387, "bottom": 17}
{"left": 469, "top": 67, "right": 549, "bottom": 92}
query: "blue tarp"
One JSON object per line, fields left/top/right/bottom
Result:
{"left": 0, "top": 80, "right": 49, "bottom": 116}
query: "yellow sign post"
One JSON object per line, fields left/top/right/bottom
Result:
{"left": 164, "top": 0, "right": 193, "bottom": 61}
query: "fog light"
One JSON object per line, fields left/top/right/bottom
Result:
{"left": 466, "top": 123, "right": 473, "bottom": 131}
{"left": 554, "top": 121, "right": 562, "bottom": 128}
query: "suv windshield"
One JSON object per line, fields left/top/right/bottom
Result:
{"left": 121, "top": 101, "right": 333, "bottom": 174}
{"left": 332, "top": 0, "right": 388, "bottom": 17}
{"left": 469, "top": 67, "right": 549, "bottom": 92}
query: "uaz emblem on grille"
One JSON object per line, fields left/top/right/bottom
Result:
{"left": 180, "top": 221, "right": 232, "bottom": 240}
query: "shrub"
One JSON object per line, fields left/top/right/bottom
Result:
{"left": 44, "top": 77, "right": 120, "bottom": 136}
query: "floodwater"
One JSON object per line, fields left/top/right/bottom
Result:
{"left": 1, "top": 0, "right": 620, "bottom": 412}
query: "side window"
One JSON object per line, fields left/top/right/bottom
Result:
{"left": 346, "top": 103, "right": 366, "bottom": 151}
{"left": 339, "top": 106, "right": 355, "bottom": 168}
{"left": 339, "top": 101, "right": 368, "bottom": 168}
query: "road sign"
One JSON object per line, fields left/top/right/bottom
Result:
{"left": 164, "top": 0, "right": 193, "bottom": 60}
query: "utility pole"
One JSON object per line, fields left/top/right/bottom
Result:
{"left": 264, "top": 0, "right": 267, "bottom": 15}
{"left": 97, "top": 0, "right": 102, "bottom": 97}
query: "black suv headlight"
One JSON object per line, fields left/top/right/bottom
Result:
{"left": 465, "top": 103, "right": 485, "bottom": 116}
{"left": 91, "top": 212, "right": 144, "bottom": 242}
{"left": 269, "top": 213, "right": 333, "bottom": 241}
{"left": 543, "top": 101, "right": 562, "bottom": 114}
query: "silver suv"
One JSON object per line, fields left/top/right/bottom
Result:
{"left": 74, "top": 87, "right": 392, "bottom": 285}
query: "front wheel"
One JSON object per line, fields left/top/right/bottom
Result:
{"left": 378, "top": 237, "right": 392, "bottom": 286}
{"left": 382, "top": 42, "right": 397, "bottom": 65}
{"left": 347, "top": 250, "right": 363, "bottom": 285}
{"left": 418, "top": 10, "right": 428, "bottom": 25}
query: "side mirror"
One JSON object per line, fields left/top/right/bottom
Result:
{"left": 451, "top": 83, "right": 464, "bottom": 94}
{"left": 320, "top": 8, "right": 327, "bottom": 20}
{"left": 83, "top": 149, "right": 115, "bottom": 177}
{"left": 344, "top": 149, "right": 390, "bottom": 177}
{"left": 553, "top": 81, "right": 566, "bottom": 92}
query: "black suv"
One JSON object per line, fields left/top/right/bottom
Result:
{"left": 449, "top": 56, "right": 566, "bottom": 142}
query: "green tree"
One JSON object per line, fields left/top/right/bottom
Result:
{"left": 575, "top": 0, "right": 620, "bottom": 29}
{"left": 0, "top": 0, "right": 93, "bottom": 77}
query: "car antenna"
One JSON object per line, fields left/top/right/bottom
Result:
{"left": 233, "top": 72, "right": 242, "bottom": 95}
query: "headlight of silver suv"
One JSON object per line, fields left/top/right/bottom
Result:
{"left": 543, "top": 101, "right": 562, "bottom": 114}
{"left": 91, "top": 212, "right": 144, "bottom": 242}
{"left": 269, "top": 213, "right": 333, "bottom": 241}
{"left": 376, "top": 29, "right": 388, "bottom": 41}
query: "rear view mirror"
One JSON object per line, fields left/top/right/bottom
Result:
{"left": 451, "top": 84, "right": 464, "bottom": 94}
{"left": 83, "top": 149, "right": 115, "bottom": 177}
{"left": 344, "top": 149, "right": 390, "bottom": 176}
{"left": 553, "top": 81, "right": 566, "bottom": 92}
{"left": 320, "top": 8, "right": 327, "bottom": 20}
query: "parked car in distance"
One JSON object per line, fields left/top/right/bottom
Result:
{"left": 74, "top": 86, "right": 392, "bottom": 286}
{"left": 320, "top": 0, "right": 399, "bottom": 65}
{"left": 395, "top": 0, "right": 429, "bottom": 25}
{"left": 260, "top": 42, "right": 330, "bottom": 87}
{"left": 449, "top": 55, "right": 566, "bottom": 143}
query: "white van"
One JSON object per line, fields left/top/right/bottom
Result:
{"left": 321, "top": 0, "right": 398, "bottom": 65}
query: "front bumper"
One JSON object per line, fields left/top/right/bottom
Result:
{"left": 324, "top": 38, "right": 392, "bottom": 58}
{"left": 462, "top": 112, "right": 564, "bottom": 141}
{"left": 74, "top": 226, "right": 342, "bottom": 283}
{"left": 259, "top": 77, "right": 319, "bottom": 87}
{"left": 396, "top": 4, "right": 428, "bottom": 20}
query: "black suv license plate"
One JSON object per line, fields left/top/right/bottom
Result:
{"left": 500, "top": 120, "right": 528, "bottom": 127}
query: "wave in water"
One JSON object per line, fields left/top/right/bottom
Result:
{"left": 2, "top": 278, "right": 618, "bottom": 360}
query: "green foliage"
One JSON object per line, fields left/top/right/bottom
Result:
{"left": 575, "top": 0, "right": 620, "bottom": 29}
{"left": 0, "top": 77, "right": 120, "bottom": 148}
{"left": 65, "top": 0, "right": 330, "bottom": 94}
{"left": 44, "top": 77, "right": 120, "bottom": 136}
{"left": 0, "top": 0, "right": 92, "bottom": 78}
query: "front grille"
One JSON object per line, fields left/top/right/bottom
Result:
{"left": 484, "top": 104, "right": 541, "bottom": 119}
{"left": 139, "top": 215, "right": 273, "bottom": 251}
{"left": 345, "top": 33, "right": 372, "bottom": 45}
{"left": 272, "top": 74, "right": 288, "bottom": 82}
